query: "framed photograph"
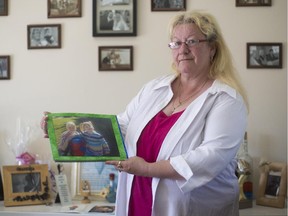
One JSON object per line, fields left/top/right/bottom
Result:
{"left": 2, "top": 164, "right": 50, "bottom": 207}
{"left": 256, "top": 162, "right": 287, "bottom": 208}
{"left": 0, "top": 55, "right": 10, "bottom": 80}
{"left": 99, "top": 46, "right": 133, "bottom": 71}
{"left": 48, "top": 0, "right": 81, "bottom": 18}
{"left": 47, "top": 112, "right": 127, "bottom": 162}
{"left": 236, "top": 0, "right": 271, "bottom": 6}
{"left": 247, "top": 43, "right": 282, "bottom": 69}
{"left": 27, "top": 24, "right": 61, "bottom": 49}
{"left": 151, "top": 0, "right": 186, "bottom": 11}
{"left": 0, "top": 170, "right": 4, "bottom": 201}
{"left": 71, "top": 162, "right": 118, "bottom": 201}
{"left": 93, "top": 0, "right": 137, "bottom": 37}
{"left": 0, "top": 0, "right": 8, "bottom": 16}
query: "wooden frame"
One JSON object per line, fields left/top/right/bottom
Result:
{"left": 2, "top": 164, "right": 50, "bottom": 207}
{"left": 99, "top": 46, "right": 133, "bottom": 71}
{"left": 151, "top": 0, "right": 186, "bottom": 11}
{"left": 256, "top": 162, "right": 287, "bottom": 208}
{"left": 247, "top": 43, "right": 282, "bottom": 69}
{"left": 236, "top": 0, "right": 271, "bottom": 6}
{"left": 71, "top": 162, "right": 118, "bottom": 200}
{"left": 93, "top": 0, "right": 137, "bottom": 37}
{"left": 48, "top": 0, "right": 81, "bottom": 18}
{"left": 47, "top": 112, "right": 127, "bottom": 162}
{"left": 0, "top": 0, "right": 8, "bottom": 16}
{"left": 27, "top": 24, "right": 61, "bottom": 49}
{"left": 0, "top": 55, "right": 10, "bottom": 80}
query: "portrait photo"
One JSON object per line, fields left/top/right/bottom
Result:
{"left": 236, "top": 0, "right": 271, "bottom": 6}
{"left": 0, "top": 56, "right": 10, "bottom": 80}
{"left": 11, "top": 173, "right": 41, "bottom": 193}
{"left": 151, "top": 0, "right": 186, "bottom": 11}
{"left": 48, "top": 0, "right": 81, "bottom": 18}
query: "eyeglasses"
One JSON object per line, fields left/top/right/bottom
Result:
{"left": 168, "top": 39, "right": 208, "bottom": 49}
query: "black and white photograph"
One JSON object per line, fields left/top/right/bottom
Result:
{"left": 48, "top": 0, "right": 81, "bottom": 18}
{"left": 11, "top": 173, "right": 41, "bottom": 193}
{"left": 264, "top": 172, "right": 281, "bottom": 197}
{"left": 0, "top": 0, "right": 8, "bottom": 16}
{"left": 247, "top": 43, "right": 282, "bottom": 68}
{"left": 93, "top": 0, "right": 136, "bottom": 36}
{"left": 236, "top": 0, "right": 271, "bottom": 6}
{"left": 151, "top": 0, "right": 186, "bottom": 11}
{"left": 27, "top": 24, "right": 61, "bottom": 49}
{"left": 99, "top": 46, "right": 133, "bottom": 71}
{"left": 0, "top": 55, "right": 10, "bottom": 80}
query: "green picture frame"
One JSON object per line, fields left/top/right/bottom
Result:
{"left": 47, "top": 113, "right": 127, "bottom": 162}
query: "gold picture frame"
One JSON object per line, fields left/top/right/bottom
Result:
{"left": 2, "top": 164, "right": 51, "bottom": 207}
{"left": 256, "top": 162, "right": 287, "bottom": 208}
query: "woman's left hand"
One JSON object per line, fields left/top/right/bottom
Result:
{"left": 106, "top": 156, "right": 150, "bottom": 176}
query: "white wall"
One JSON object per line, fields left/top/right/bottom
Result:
{"left": 0, "top": 0, "right": 287, "bottom": 197}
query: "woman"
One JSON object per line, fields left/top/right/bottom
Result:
{"left": 106, "top": 10, "right": 248, "bottom": 216}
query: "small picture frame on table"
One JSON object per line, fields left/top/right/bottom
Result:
{"left": 0, "top": 55, "right": 10, "bottom": 80}
{"left": 247, "top": 43, "right": 282, "bottom": 69}
{"left": 48, "top": 0, "right": 81, "bottom": 18}
{"left": 256, "top": 162, "right": 287, "bottom": 208}
{"left": 151, "top": 0, "right": 186, "bottom": 11}
{"left": 236, "top": 0, "right": 271, "bottom": 7}
{"left": 27, "top": 24, "right": 61, "bottom": 49}
{"left": 99, "top": 46, "right": 133, "bottom": 71}
{"left": 93, "top": 0, "right": 137, "bottom": 37}
{"left": 2, "top": 164, "right": 50, "bottom": 207}
{"left": 0, "top": 0, "right": 8, "bottom": 16}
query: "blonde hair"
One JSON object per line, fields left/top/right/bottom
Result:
{"left": 168, "top": 10, "right": 248, "bottom": 108}
{"left": 80, "top": 121, "right": 94, "bottom": 132}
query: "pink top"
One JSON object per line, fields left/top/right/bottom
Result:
{"left": 128, "top": 110, "right": 184, "bottom": 216}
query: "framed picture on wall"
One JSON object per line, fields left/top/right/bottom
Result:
{"left": 2, "top": 164, "right": 50, "bottom": 207}
{"left": 256, "top": 162, "right": 287, "bottom": 208}
{"left": 151, "top": 0, "right": 186, "bottom": 11}
{"left": 236, "top": 0, "right": 272, "bottom": 7}
{"left": 0, "top": 0, "right": 8, "bottom": 16}
{"left": 247, "top": 43, "right": 282, "bottom": 69}
{"left": 99, "top": 46, "right": 133, "bottom": 71}
{"left": 27, "top": 24, "right": 61, "bottom": 49}
{"left": 93, "top": 0, "right": 137, "bottom": 37}
{"left": 48, "top": 0, "right": 81, "bottom": 18}
{"left": 0, "top": 55, "right": 10, "bottom": 80}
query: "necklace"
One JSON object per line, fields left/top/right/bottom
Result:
{"left": 172, "top": 79, "right": 208, "bottom": 112}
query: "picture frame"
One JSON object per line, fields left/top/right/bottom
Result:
{"left": 27, "top": 24, "right": 61, "bottom": 49}
{"left": 47, "top": 112, "right": 127, "bottom": 162}
{"left": 151, "top": 0, "right": 186, "bottom": 11}
{"left": 236, "top": 0, "right": 272, "bottom": 6}
{"left": 247, "top": 43, "right": 282, "bottom": 69}
{"left": 71, "top": 162, "right": 118, "bottom": 200}
{"left": 0, "top": 0, "right": 8, "bottom": 16}
{"left": 0, "top": 170, "right": 4, "bottom": 201}
{"left": 93, "top": 0, "right": 137, "bottom": 37}
{"left": 256, "top": 162, "right": 287, "bottom": 208}
{"left": 0, "top": 55, "right": 10, "bottom": 80}
{"left": 48, "top": 0, "right": 81, "bottom": 18}
{"left": 99, "top": 46, "right": 133, "bottom": 71}
{"left": 2, "top": 164, "right": 50, "bottom": 207}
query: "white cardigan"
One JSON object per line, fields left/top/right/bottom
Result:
{"left": 116, "top": 74, "right": 247, "bottom": 216}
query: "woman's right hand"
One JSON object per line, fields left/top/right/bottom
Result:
{"left": 40, "top": 111, "right": 50, "bottom": 138}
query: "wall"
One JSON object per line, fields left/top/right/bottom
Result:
{"left": 0, "top": 0, "right": 287, "bottom": 197}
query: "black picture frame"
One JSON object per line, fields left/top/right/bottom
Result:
{"left": 48, "top": 0, "right": 82, "bottom": 18}
{"left": 99, "top": 46, "right": 133, "bottom": 71}
{"left": 93, "top": 0, "right": 137, "bottom": 37}
{"left": 236, "top": 0, "right": 272, "bottom": 7}
{"left": 0, "top": 0, "right": 8, "bottom": 16}
{"left": 247, "top": 43, "right": 282, "bottom": 69}
{"left": 0, "top": 171, "right": 4, "bottom": 201}
{"left": 27, "top": 24, "right": 61, "bottom": 49}
{"left": 151, "top": 0, "right": 186, "bottom": 11}
{"left": 0, "top": 55, "right": 10, "bottom": 80}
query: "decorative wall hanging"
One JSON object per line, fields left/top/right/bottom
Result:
{"left": 48, "top": 0, "right": 82, "bottom": 18}
{"left": 247, "top": 43, "right": 282, "bottom": 69}
{"left": 2, "top": 164, "right": 50, "bottom": 207}
{"left": 93, "top": 0, "right": 137, "bottom": 37}
{"left": 99, "top": 46, "right": 133, "bottom": 71}
{"left": 0, "top": 0, "right": 8, "bottom": 16}
{"left": 151, "top": 0, "right": 186, "bottom": 11}
{"left": 27, "top": 24, "right": 61, "bottom": 49}
{"left": 0, "top": 55, "right": 10, "bottom": 80}
{"left": 236, "top": 0, "right": 271, "bottom": 7}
